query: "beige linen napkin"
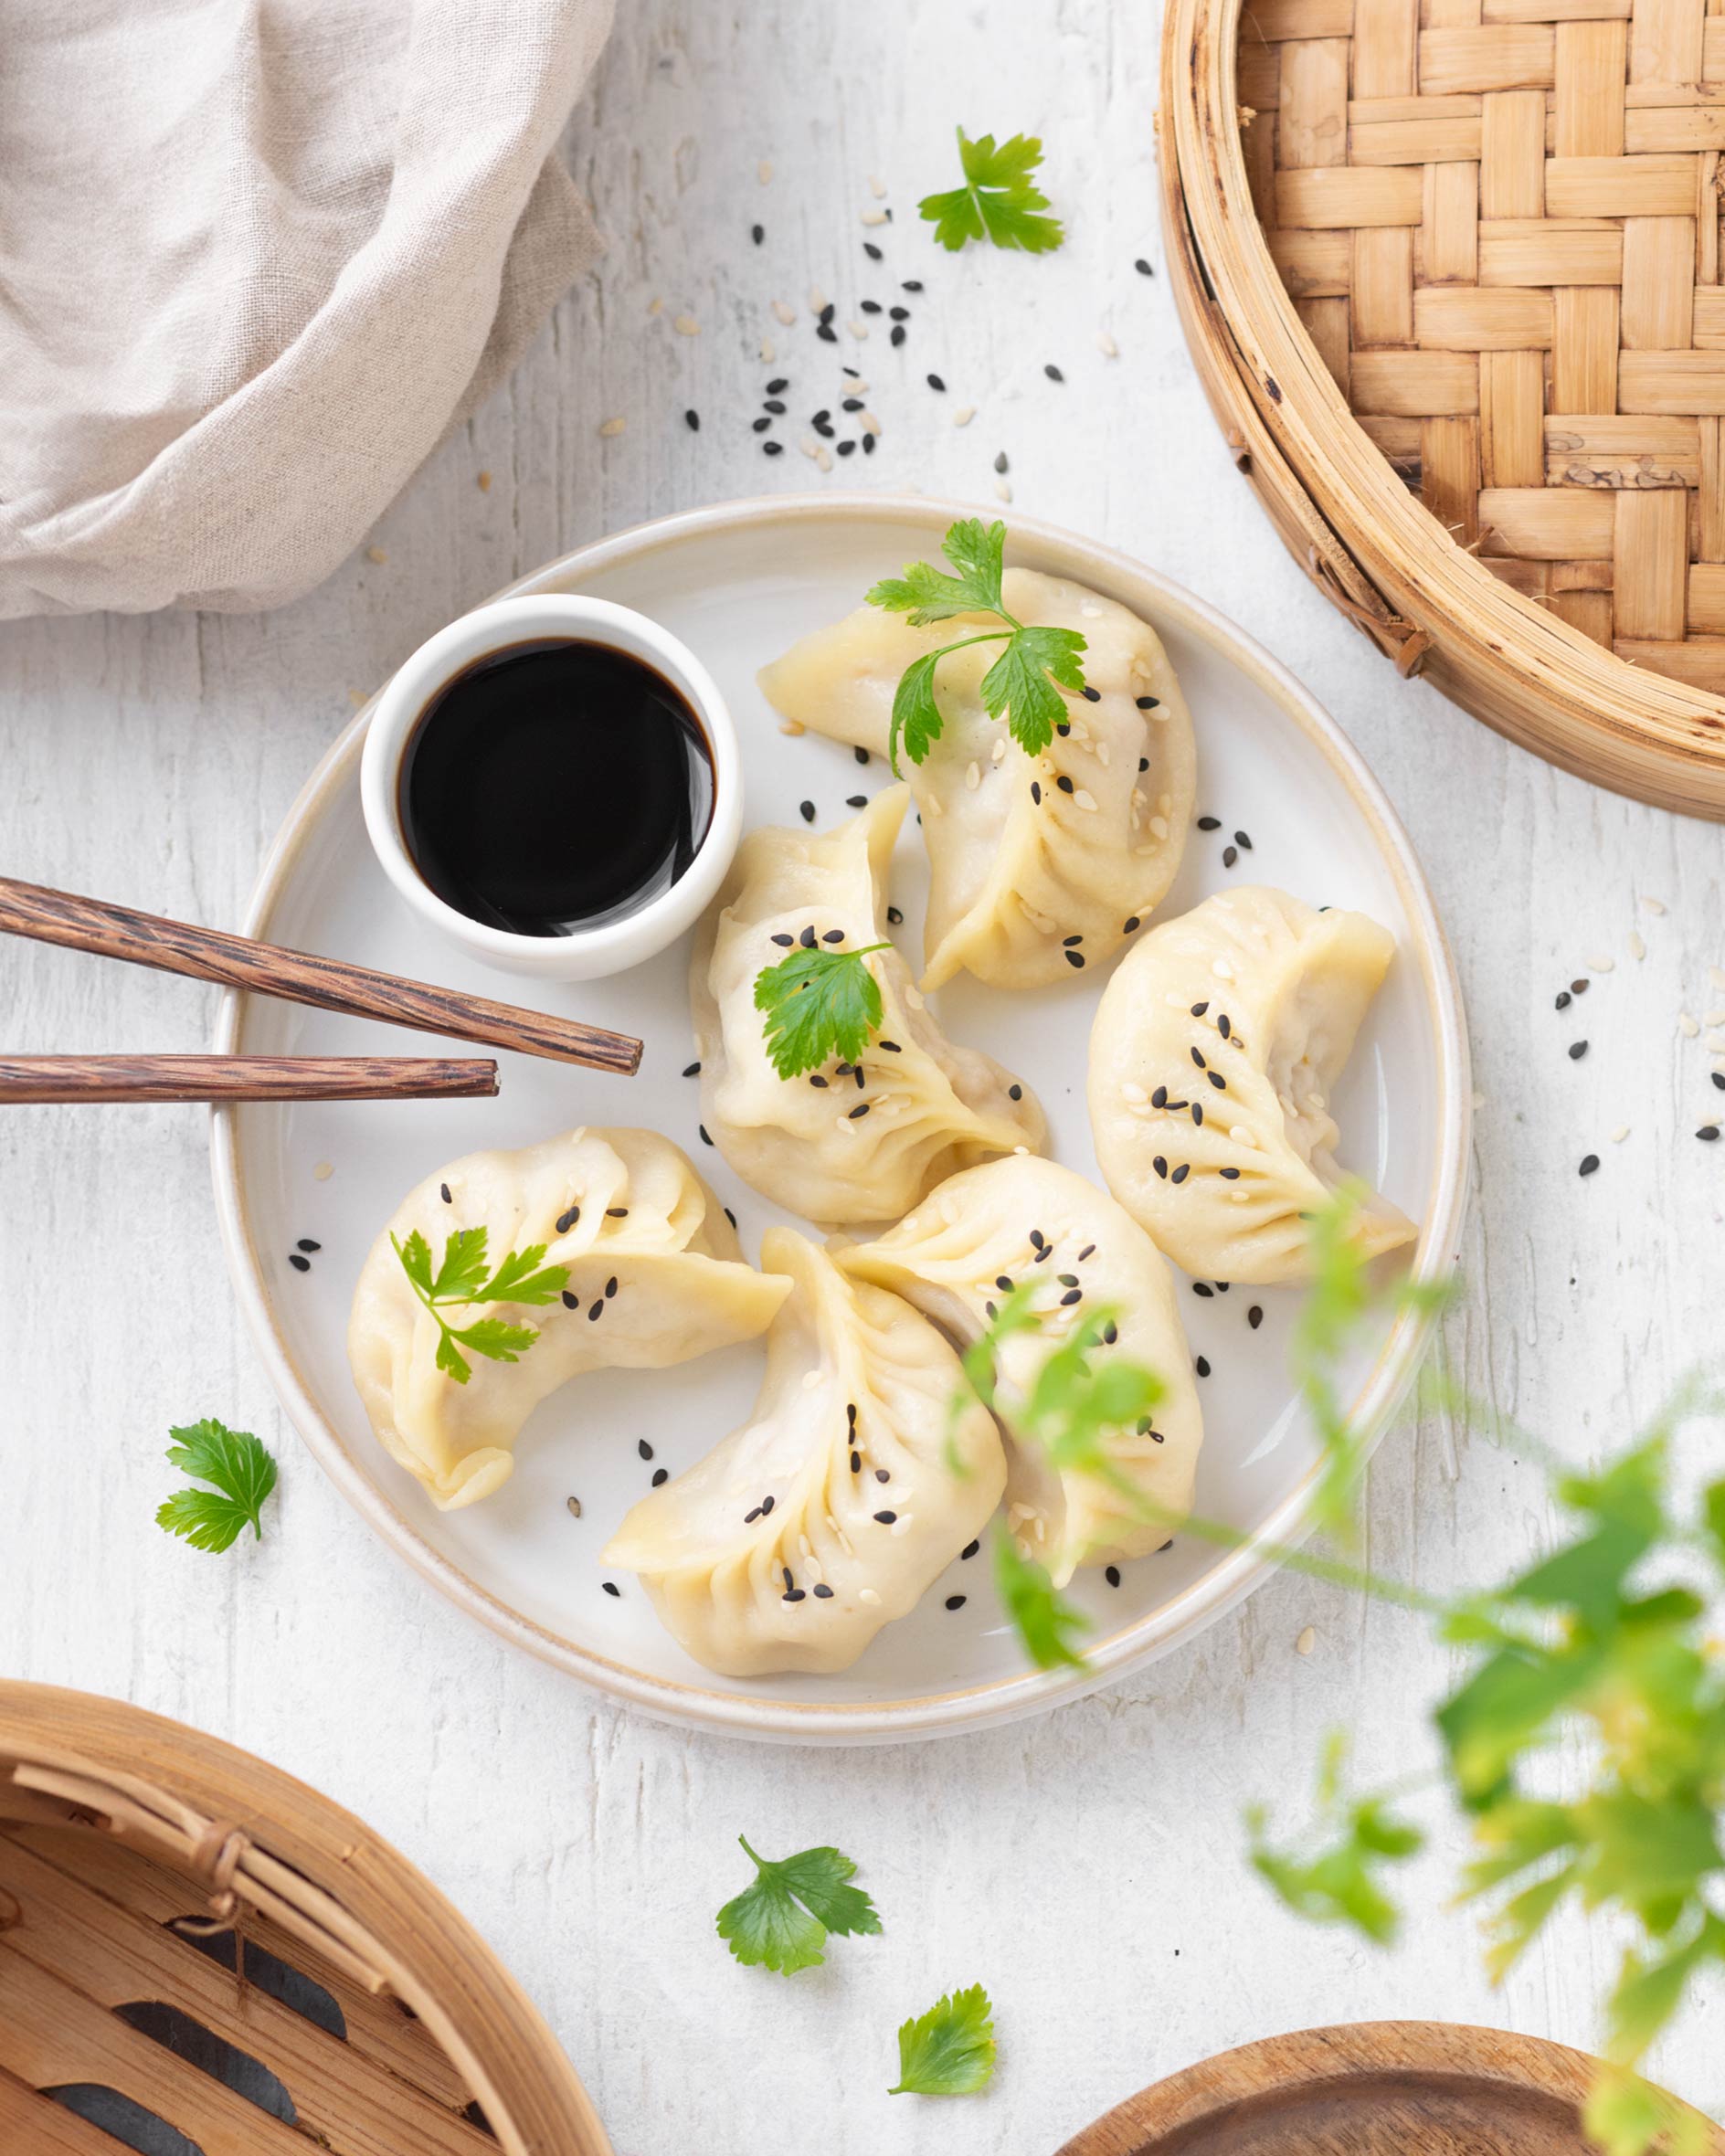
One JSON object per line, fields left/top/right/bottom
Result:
{"left": 0, "top": 0, "right": 614, "bottom": 618}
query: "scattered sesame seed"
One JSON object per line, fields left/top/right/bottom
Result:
{"left": 1296, "top": 1625, "right": 1317, "bottom": 1655}
{"left": 1611, "top": 1125, "right": 1630, "bottom": 1144}
{"left": 891, "top": 324, "right": 906, "bottom": 346}
{"left": 1195, "top": 1355, "right": 1211, "bottom": 1376}
{"left": 598, "top": 416, "right": 626, "bottom": 438}
{"left": 1628, "top": 931, "right": 1646, "bottom": 960}
{"left": 1556, "top": 991, "right": 1571, "bottom": 1010}
{"left": 699, "top": 1125, "right": 713, "bottom": 1146}
{"left": 1569, "top": 1041, "right": 1588, "bottom": 1062}
{"left": 1097, "top": 330, "right": 1119, "bottom": 357}
{"left": 1579, "top": 1154, "right": 1600, "bottom": 1177}
{"left": 799, "top": 799, "right": 816, "bottom": 823}
{"left": 873, "top": 1510, "right": 897, "bottom": 1524}
{"left": 763, "top": 440, "right": 783, "bottom": 456}
{"left": 961, "top": 1539, "right": 979, "bottom": 1559}
{"left": 1699, "top": 1126, "right": 1721, "bottom": 1142}
{"left": 1248, "top": 1305, "right": 1263, "bottom": 1329}
{"left": 1044, "top": 363, "right": 1064, "bottom": 382}
{"left": 1135, "top": 256, "right": 1154, "bottom": 274}
{"left": 1679, "top": 1012, "right": 1701, "bottom": 1039}
{"left": 288, "top": 1252, "right": 310, "bottom": 1273}
{"left": 927, "top": 372, "right": 946, "bottom": 392}
{"left": 602, "top": 1580, "right": 620, "bottom": 1597}
{"left": 561, "top": 1291, "right": 579, "bottom": 1311}
{"left": 1197, "top": 815, "right": 1220, "bottom": 831}
{"left": 1222, "top": 845, "right": 1238, "bottom": 868}
{"left": 1105, "top": 1564, "right": 1122, "bottom": 1588}
{"left": 849, "top": 1103, "right": 871, "bottom": 1119}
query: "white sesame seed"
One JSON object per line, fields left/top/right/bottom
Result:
{"left": 859, "top": 1587, "right": 881, "bottom": 1606}
{"left": 1096, "top": 741, "right": 1110, "bottom": 766}
{"left": 758, "top": 159, "right": 773, "bottom": 184}
{"left": 365, "top": 545, "right": 388, "bottom": 565}
{"left": 672, "top": 313, "right": 700, "bottom": 336}
{"left": 1097, "top": 330, "right": 1120, "bottom": 357}
{"left": 861, "top": 207, "right": 888, "bottom": 226}
{"left": 1708, "top": 1031, "right": 1725, "bottom": 1054}
{"left": 966, "top": 761, "right": 980, "bottom": 790}
{"left": 861, "top": 410, "right": 883, "bottom": 435}
{"left": 990, "top": 736, "right": 1007, "bottom": 763}
{"left": 1678, "top": 1011, "right": 1701, "bottom": 1038}
{"left": 1610, "top": 1125, "right": 1630, "bottom": 1143}
{"left": 799, "top": 436, "right": 820, "bottom": 460}
{"left": 1628, "top": 930, "right": 1646, "bottom": 960}
{"left": 809, "top": 284, "right": 828, "bottom": 312}
{"left": 598, "top": 416, "right": 626, "bottom": 437}
{"left": 1640, "top": 894, "right": 1667, "bottom": 914}
{"left": 1074, "top": 788, "right": 1098, "bottom": 811}
{"left": 772, "top": 299, "right": 796, "bottom": 325}
{"left": 953, "top": 405, "right": 975, "bottom": 427}
{"left": 891, "top": 1517, "right": 912, "bottom": 1537}
{"left": 1708, "top": 1009, "right": 1725, "bottom": 1027}
{"left": 1231, "top": 1188, "right": 1251, "bottom": 1203}
{"left": 815, "top": 444, "right": 833, "bottom": 472}
{"left": 779, "top": 718, "right": 806, "bottom": 736}
{"left": 313, "top": 1160, "right": 334, "bottom": 1181}
{"left": 1149, "top": 815, "right": 1169, "bottom": 840}
{"left": 1123, "top": 1082, "right": 1148, "bottom": 1104}
{"left": 1587, "top": 953, "right": 1614, "bottom": 973}
{"left": 1213, "top": 958, "right": 1236, "bottom": 981}
{"left": 1711, "top": 967, "right": 1725, "bottom": 993}
{"left": 869, "top": 173, "right": 887, "bottom": 198}
{"left": 849, "top": 379, "right": 870, "bottom": 395}
{"left": 1471, "top": 1090, "right": 1487, "bottom": 1111}
{"left": 995, "top": 478, "right": 1012, "bottom": 502}
{"left": 1081, "top": 602, "right": 1103, "bottom": 618}
{"left": 760, "top": 336, "right": 776, "bottom": 363}
{"left": 847, "top": 320, "right": 869, "bottom": 340}
{"left": 1230, "top": 1125, "right": 1255, "bottom": 1146}
{"left": 1295, "top": 1625, "right": 1316, "bottom": 1655}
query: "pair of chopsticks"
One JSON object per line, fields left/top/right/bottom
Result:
{"left": 0, "top": 876, "right": 642, "bottom": 1104}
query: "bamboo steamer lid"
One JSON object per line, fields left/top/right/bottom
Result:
{"left": 0, "top": 1683, "right": 610, "bottom": 2156}
{"left": 1159, "top": 0, "right": 1725, "bottom": 817}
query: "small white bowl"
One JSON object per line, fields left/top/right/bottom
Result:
{"left": 359, "top": 593, "right": 742, "bottom": 980}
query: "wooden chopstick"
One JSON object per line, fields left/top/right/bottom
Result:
{"left": 0, "top": 1055, "right": 501, "bottom": 1104}
{"left": 0, "top": 877, "right": 643, "bottom": 1075}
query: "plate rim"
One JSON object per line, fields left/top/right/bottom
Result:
{"left": 210, "top": 489, "right": 1472, "bottom": 1746}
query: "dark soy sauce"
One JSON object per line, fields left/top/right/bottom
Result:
{"left": 398, "top": 639, "right": 714, "bottom": 937}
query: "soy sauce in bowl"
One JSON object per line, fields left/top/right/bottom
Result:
{"left": 397, "top": 639, "right": 715, "bottom": 938}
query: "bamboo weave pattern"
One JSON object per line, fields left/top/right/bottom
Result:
{"left": 1239, "top": 0, "right": 1725, "bottom": 688}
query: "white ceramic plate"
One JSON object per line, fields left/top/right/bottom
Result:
{"left": 212, "top": 495, "right": 1470, "bottom": 1745}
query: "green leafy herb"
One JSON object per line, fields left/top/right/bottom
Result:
{"left": 753, "top": 941, "right": 891, "bottom": 1081}
{"left": 715, "top": 1836, "right": 882, "bottom": 1974}
{"left": 393, "top": 1226, "right": 568, "bottom": 1385}
{"left": 866, "top": 518, "right": 1086, "bottom": 770}
{"left": 889, "top": 1983, "right": 997, "bottom": 2096}
{"left": 155, "top": 1419, "right": 279, "bottom": 1553}
{"left": 1246, "top": 1734, "right": 1423, "bottom": 1946}
{"left": 919, "top": 129, "right": 1064, "bottom": 254}
{"left": 993, "top": 1526, "right": 1090, "bottom": 1671}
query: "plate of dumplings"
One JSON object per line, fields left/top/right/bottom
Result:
{"left": 212, "top": 495, "right": 1470, "bottom": 1744}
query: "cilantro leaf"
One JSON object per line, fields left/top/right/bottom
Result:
{"left": 919, "top": 129, "right": 1064, "bottom": 255}
{"left": 979, "top": 625, "right": 1087, "bottom": 758}
{"left": 156, "top": 1420, "right": 279, "bottom": 1554}
{"left": 430, "top": 1224, "right": 491, "bottom": 1301}
{"left": 1246, "top": 1733, "right": 1423, "bottom": 1946}
{"left": 450, "top": 1317, "right": 541, "bottom": 1365}
{"left": 889, "top": 650, "right": 947, "bottom": 771}
{"left": 754, "top": 942, "right": 889, "bottom": 1081}
{"left": 482, "top": 1243, "right": 566, "bottom": 1306}
{"left": 395, "top": 1227, "right": 435, "bottom": 1294}
{"left": 716, "top": 1836, "right": 882, "bottom": 1975}
{"left": 993, "top": 1526, "right": 1091, "bottom": 1671}
{"left": 889, "top": 1983, "right": 997, "bottom": 2096}
{"left": 867, "top": 520, "right": 1005, "bottom": 625}
{"left": 393, "top": 1227, "right": 568, "bottom": 1387}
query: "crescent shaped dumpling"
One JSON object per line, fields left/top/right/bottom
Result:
{"left": 690, "top": 787, "right": 1046, "bottom": 1226}
{"left": 758, "top": 565, "right": 1197, "bottom": 991}
{"left": 1086, "top": 886, "right": 1418, "bottom": 1284}
{"left": 603, "top": 1228, "right": 1006, "bottom": 1676}
{"left": 349, "top": 1127, "right": 791, "bottom": 1511}
{"left": 836, "top": 1155, "right": 1204, "bottom": 1587}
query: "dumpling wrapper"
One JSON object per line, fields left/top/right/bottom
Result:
{"left": 604, "top": 1228, "right": 1006, "bottom": 1676}
{"left": 836, "top": 1155, "right": 1203, "bottom": 1586}
{"left": 349, "top": 1127, "right": 790, "bottom": 1510}
{"left": 1086, "top": 886, "right": 1418, "bottom": 1284}
{"left": 758, "top": 565, "right": 1197, "bottom": 991}
{"left": 690, "top": 787, "right": 1045, "bottom": 1227}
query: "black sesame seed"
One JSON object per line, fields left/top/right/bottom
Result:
{"left": 853, "top": 1067, "right": 865, "bottom": 1089}
{"left": 1569, "top": 1041, "right": 1588, "bottom": 1061}
{"left": 783, "top": 1567, "right": 795, "bottom": 1590}
{"left": 562, "top": 1290, "right": 579, "bottom": 1311}
{"left": 1057, "top": 1271, "right": 1079, "bottom": 1285}
{"left": 873, "top": 1510, "right": 897, "bottom": 1524}
{"left": 1065, "top": 949, "right": 1085, "bottom": 968}
{"left": 638, "top": 1439, "right": 653, "bottom": 1461}
{"left": 1234, "top": 830, "right": 1253, "bottom": 850}
{"left": 861, "top": 301, "right": 883, "bottom": 316}
{"left": 849, "top": 1102, "right": 871, "bottom": 1118}
{"left": 825, "top": 928, "right": 848, "bottom": 944}
{"left": 1060, "top": 1288, "right": 1082, "bottom": 1306}
{"left": 810, "top": 1074, "right": 829, "bottom": 1088}
{"left": 851, "top": 1451, "right": 862, "bottom": 1474}
{"left": 587, "top": 1300, "right": 603, "bottom": 1320}
{"left": 607, "top": 1206, "right": 629, "bottom": 1218}
{"left": 1197, "top": 816, "right": 1221, "bottom": 831}
{"left": 862, "top": 432, "right": 876, "bottom": 452}
{"left": 288, "top": 1252, "right": 310, "bottom": 1273}
{"left": 1194, "top": 1282, "right": 1213, "bottom": 1298}
{"left": 961, "top": 1538, "right": 979, "bottom": 1559}
{"left": 1102, "top": 1319, "right": 1118, "bottom": 1344}
{"left": 763, "top": 440, "right": 783, "bottom": 455}
{"left": 1579, "top": 1154, "right": 1600, "bottom": 1177}
{"left": 771, "top": 932, "right": 794, "bottom": 947}
{"left": 1218, "top": 1015, "right": 1232, "bottom": 1041}
{"left": 685, "top": 409, "right": 700, "bottom": 431}
{"left": 814, "top": 1581, "right": 835, "bottom": 1597}
{"left": 1063, "top": 934, "right": 1084, "bottom": 946}
{"left": 1209, "top": 1071, "right": 1226, "bottom": 1091}
{"left": 1714, "top": 1073, "right": 1725, "bottom": 1091}
{"left": 1055, "top": 721, "right": 1070, "bottom": 737}
{"left": 1195, "top": 1355, "right": 1211, "bottom": 1377}
{"left": 767, "top": 376, "right": 788, "bottom": 393}
{"left": 1044, "top": 363, "right": 1064, "bottom": 382}
{"left": 1153, "top": 1156, "right": 1168, "bottom": 1178}
{"left": 763, "top": 398, "right": 787, "bottom": 414}
{"left": 599, "top": 1580, "right": 619, "bottom": 1600}
{"left": 864, "top": 240, "right": 883, "bottom": 260}
{"left": 1191, "top": 1102, "right": 1205, "bottom": 1125}
{"left": 1222, "top": 845, "right": 1238, "bottom": 868}
{"left": 887, "top": 905, "right": 904, "bottom": 925}
{"left": 927, "top": 372, "right": 946, "bottom": 391}
{"left": 1106, "top": 1564, "right": 1122, "bottom": 1587}
{"left": 1081, "top": 685, "right": 1101, "bottom": 703}
{"left": 946, "top": 1594, "right": 967, "bottom": 1612}
{"left": 903, "top": 279, "right": 923, "bottom": 291}
{"left": 995, "top": 450, "right": 1010, "bottom": 474}
{"left": 854, "top": 746, "right": 870, "bottom": 766}
{"left": 1152, "top": 1086, "right": 1169, "bottom": 1108}
{"left": 1031, "top": 781, "right": 1042, "bottom": 803}
{"left": 846, "top": 793, "right": 867, "bottom": 808}
{"left": 683, "top": 1061, "right": 701, "bottom": 1077}
{"left": 1029, "top": 1229, "right": 1046, "bottom": 1248}
{"left": 751, "top": 224, "right": 764, "bottom": 244}
{"left": 1572, "top": 978, "right": 1589, "bottom": 994}
{"left": 1136, "top": 695, "right": 1160, "bottom": 711}
{"left": 753, "top": 417, "right": 771, "bottom": 433}
{"left": 847, "top": 1402, "right": 857, "bottom": 1424}
{"left": 1554, "top": 990, "right": 1572, "bottom": 1009}
{"left": 725, "top": 1207, "right": 737, "bottom": 1229}
{"left": 699, "top": 1125, "right": 713, "bottom": 1146}
{"left": 1192, "top": 1047, "right": 1207, "bottom": 1068}
{"left": 1171, "top": 1163, "right": 1191, "bottom": 1184}
{"left": 744, "top": 1506, "right": 762, "bottom": 1524}
{"left": 1124, "top": 916, "right": 1141, "bottom": 933}
{"left": 1699, "top": 1126, "right": 1721, "bottom": 1141}
{"left": 297, "top": 1238, "right": 321, "bottom": 1253}
{"left": 1220, "top": 1167, "right": 1240, "bottom": 1180}
{"left": 820, "top": 303, "right": 835, "bottom": 323}
{"left": 651, "top": 1468, "right": 668, "bottom": 1486}
{"left": 1078, "top": 1243, "right": 1096, "bottom": 1260}
{"left": 799, "top": 925, "right": 817, "bottom": 948}
{"left": 1135, "top": 257, "right": 1154, "bottom": 274}
{"left": 784, "top": 1588, "right": 807, "bottom": 1602}
{"left": 1248, "top": 1305, "right": 1264, "bottom": 1329}
{"left": 996, "top": 1274, "right": 1015, "bottom": 1291}
{"left": 799, "top": 799, "right": 816, "bottom": 823}
{"left": 891, "top": 325, "right": 905, "bottom": 346}
{"left": 880, "top": 1040, "right": 901, "bottom": 1052}
{"left": 440, "top": 1182, "right": 452, "bottom": 1205}
{"left": 1056, "top": 775, "right": 1075, "bottom": 794}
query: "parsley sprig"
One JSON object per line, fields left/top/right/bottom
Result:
{"left": 865, "top": 518, "right": 1087, "bottom": 772}
{"left": 919, "top": 130, "right": 1064, "bottom": 254}
{"left": 715, "top": 1836, "right": 882, "bottom": 1975}
{"left": 890, "top": 1984, "right": 998, "bottom": 2096}
{"left": 155, "top": 1419, "right": 279, "bottom": 1553}
{"left": 754, "top": 940, "right": 890, "bottom": 1082}
{"left": 393, "top": 1226, "right": 568, "bottom": 1385}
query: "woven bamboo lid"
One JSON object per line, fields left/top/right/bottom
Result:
{"left": 0, "top": 1683, "right": 610, "bottom": 2156}
{"left": 1160, "top": 0, "right": 1725, "bottom": 815}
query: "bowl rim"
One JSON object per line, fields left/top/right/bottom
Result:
{"left": 210, "top": 490, "right": 1472, "bottom": 1747}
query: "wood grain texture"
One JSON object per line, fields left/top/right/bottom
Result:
{"left": 2, "top": 4, "right": 1722, "bottom": 2152}
{"left": 0, "top": 879, "right": 641, "bottom": 1074}
{"left": 0, "top": 1056, "right": 500, "bottom": 1104}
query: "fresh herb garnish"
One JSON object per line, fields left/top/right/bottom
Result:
{"left": 155, "top": 1419, "right": 279, "bottom": 1553}
{"left": 1246, "top": 1732, "right": 1423, "bottom": 1946}
{"left": 865, "top": 518, "right": 1087, "bottom": 772}
{"left": 889, "top": 1983, "right": 997, "bottom": 2096}
{"left": 392, "top": 1226, "right": 568, "bottom": 1385}
{"left": 754, "top": 940, "right": 891, "bottom": 1081}
{"left": 993, "top": 1527, "right": 1090, "bottom": 1670}
{"left": 919, "top": 129, "right": 1064, "bottom": 255}
{"left": 715, "top": 1836, "right": 882, "bottom": 1974}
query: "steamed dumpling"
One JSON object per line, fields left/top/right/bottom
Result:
{"left": 1087, "top": 887, "right": 1417, "bottom": 1284}
{"left": 837, "top": 1156, "right": 1203, "bottom": 1586}
{"left": 759, "top": 566, "right": 1197, "bottom": 990}
{"left": 604, "top": 1228, "right": 1005, "bottom": 1675}
{"left": 690, "top": 787, "right": 1045, "bottom": 1226}
{"left": 349, "top": 1127, "right": 790, "bottom": 1510}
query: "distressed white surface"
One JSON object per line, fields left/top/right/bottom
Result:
{"left": 2, "top": 2, "right": 1723, "bottom": 2149}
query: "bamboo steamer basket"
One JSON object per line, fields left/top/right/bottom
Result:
{"left": 1159, "top": 0, "right": 1725, "bottom": 817}
{"left": 0, "top": 1683, "right": 611, "bottom": 2156}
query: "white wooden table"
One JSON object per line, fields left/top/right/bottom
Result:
{"left": 3, "top": 5, "right": 1721, "bottom": 2148}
